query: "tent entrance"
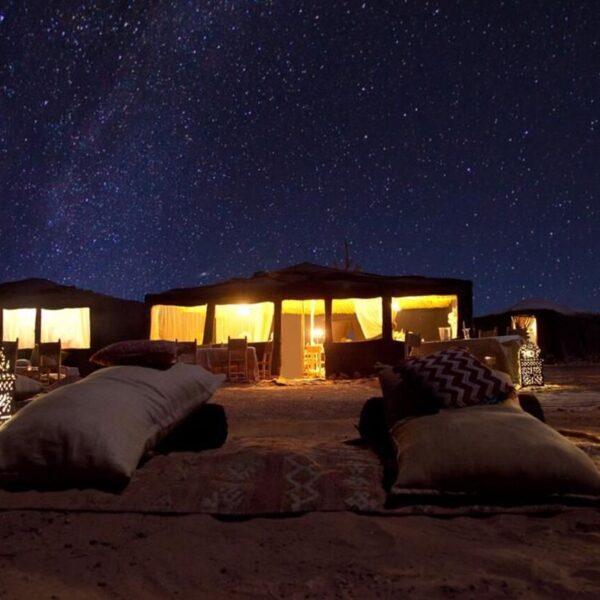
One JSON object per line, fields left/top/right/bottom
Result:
{"left": 281, "top": 300, "right": 326, "bottom": 379}
{"left": 511, "top": 314, "right": 538, "bottom": 345}
{"left": 392, "top": 295, "right": 458, "bottom": 341}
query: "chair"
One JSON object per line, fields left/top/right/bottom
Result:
{"left": 0, "top": 339, "right": 18, "bottom": 374}
{"left": 257, "top": 340, "right": 273, "bottom": 380}
{"left": 175, "top": 339, "right": 198, "bottom": 365}
{"left": 37, "top": 340, "right": 63, "bottom": 385}
{"left": 404, "top": 332, "right": 421, "bottom": 358}
{"left": 478, "top": 328, "right": 498, "bottom": 338}
{"left": 227, "top": 337, "right": 248, "bottom": 382}
{"left": 303, "top": 344, "right": 324, "bottom": 378}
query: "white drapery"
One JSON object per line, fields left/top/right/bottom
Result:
{"left": 214, "top": 302, "right": 274, "bottom": 343}
{"left": 332, "top": 297, "right": 383, "bottom": 341}
{"left": 41, "top": 307, "right": 91, "bottom": 349}
{"left": 2, "top": 308, "right": 36, "bottom": 349}
{"left": 511, "top": 314, "right": 537, "bottom": 344}
{"left": 150, "top": 304, "right": 207, "bottom": 342}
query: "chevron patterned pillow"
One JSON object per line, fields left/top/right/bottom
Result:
{"left": 401, "top": 347, "right": 515, "bottom": 409}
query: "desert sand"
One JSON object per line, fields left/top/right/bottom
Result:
{"left": 0, "top": 366, "right": 599, "bottom": 599}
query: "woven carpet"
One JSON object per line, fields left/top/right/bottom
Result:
{"left": 0, "top": 439, "right": 385, "bottom": 515}
{"left": 0, "top": 436, "right": 597, "bottom": 517}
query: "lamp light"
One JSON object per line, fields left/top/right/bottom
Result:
{"left": 0, "top": 349, "right": 16, "bottom": 422}
{"left": 519, "top": 341, "right": 544, "bottom": 387}
{"left": 311, "top": 327, "right": 324, "bottom": 342}
{"left": 236, "top": 304, "right": 251, "bottom": 316}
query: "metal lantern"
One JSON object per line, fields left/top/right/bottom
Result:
{"left": 0, "top": 349, "right": 16, "bottom": 422}
{"left": 519, "top": 341, "right": 544, "bottom": 387}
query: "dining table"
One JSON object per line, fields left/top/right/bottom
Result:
{"left": 196, "top": 346, "right": 260, "bottom": 382}
{"left": 412, "top": 335, "right": 524, "bottom": 384}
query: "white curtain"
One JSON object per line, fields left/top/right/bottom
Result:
{"left": 511, "top": 315, "right": 537, "bottom": 344}
{"left": 214, "top": 302, "right": 274, "bottom": 343}
{"left": 2, "top": 308, "right": 36, "bottom": 349}
{"left": 150, "top": 304, "right": 207, "bottom": 342}
{"left": 352, "top": 298, "right": 383, "bottom": 340}
{"left": 332, "top": 298, "right": 382, "bottom": 341}
{"left": 41, "top": 307, "right": 91, "bottom": 349}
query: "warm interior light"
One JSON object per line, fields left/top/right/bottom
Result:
{"left": 392, "top": 295, "right": 457, "bottom": 310}
{"left": 41, "top": 307, "right": 91, "bottom": 349}
{"left": 214, "top": 302, "right": 274, "bottom": 343}
{"left": 2, "top": 308, "right": 37, "bottom": 348}
{"left": 235, "top": 304, "right": 251, "bottom": 316}
{"left": 150, "top": 304, "right": 207, "bottom": 341}
{"left": 311, "top": 327, "right": 324, "bottom": 340}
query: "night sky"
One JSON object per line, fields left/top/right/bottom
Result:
{"left": 0, "top": 1, "right": 598, "bottom": 315}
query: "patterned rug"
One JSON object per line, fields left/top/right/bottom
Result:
{"left": 0, "top": 436, "right": 596, "bottom": 517}
{"left": 0, "top": 439, "right": 386, "bottom": 515}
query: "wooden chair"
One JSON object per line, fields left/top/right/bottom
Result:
{"left": 227, "top": 337, "right": 248, "bottom": 382}
{"left": 257, "top": 340, "right": 273, "bottom": 380}
{"left": 0, "top": 339, "right": 18, "bottom": 374}
{"left": 175, "top": 339, "right": 198, "bottom": 365}
{"left": 404, "top": 332, "right": 421, "bottom": 358}
{"left": 303, "top": 344, "right": 324, "bottom": 378}
{"left": 38, "top": 340, "right": 63, "bottom": 385}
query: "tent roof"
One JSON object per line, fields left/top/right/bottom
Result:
{"left": 0, "top": 278, "right": 142, "bottom": 308}
{"left": 146, "top": 262, "right": 472, "bottom": 306}
{"left": 477, "top": 297, "right": 595, "bottom": 319}
{"left": 504, "top": 297, "right": 579, "bottom": 316}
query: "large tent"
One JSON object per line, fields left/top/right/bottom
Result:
{"left": 146, "top": 263, "right": 473, "bottom": 377}
{"left": 474, "top": 298, "right": 600, "bottom": 362}
{"left": 0, "top": 278, "right": 147, "bottom": 374}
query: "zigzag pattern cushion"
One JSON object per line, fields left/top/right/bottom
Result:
{"left": 401, "top": 347, "right": 515, "bottom": 409}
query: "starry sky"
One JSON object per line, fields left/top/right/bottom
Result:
{"left": 0, "top": 1, "right": 598, "bottom": 315}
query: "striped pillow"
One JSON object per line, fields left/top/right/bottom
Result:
{"left": 401, "top": 347, "right": 515, "bottom": 409}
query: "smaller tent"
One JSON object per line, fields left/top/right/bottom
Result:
{"left": 0, "top": 279, "right": 146, "bottom": 374}
{"left": 475, "top": 298, "right": 600, "bottom": 362}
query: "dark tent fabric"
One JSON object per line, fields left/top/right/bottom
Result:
{"left": 146, "top": 263, "right": 473, "bottom": 377}
{"left": 474, "top": 298, "right": 600, "bottom": 362}
{"left": 0, "top": 278, "right": 146, "bottom": 374}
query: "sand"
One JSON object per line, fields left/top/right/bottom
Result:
{"left": 0, "top": 366, "right": 600, "bottom": 598}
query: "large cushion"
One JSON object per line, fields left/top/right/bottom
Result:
{"left": 0, "top": 364, "right": 225, "bottom": 489}
{"left": 90, "top": 340, "right": 182, "bottom": 369}
{"left": 400, "top": 347, "right": 514, "bottom": 409}
{"left": 376, "top": 364, "right": 439, "bottom": 427}
{"left": 389, "top": 404, "right": 600, "bottom": 500}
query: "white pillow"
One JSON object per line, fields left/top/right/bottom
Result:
{"left": 0, "top": 364, "right": 225, "bottom": 489}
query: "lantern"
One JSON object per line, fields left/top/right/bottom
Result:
{"left": 0, "top": 349, "right": 16, "bottom": 422}
{"left": 519, "top": 341, "right": 544, "bottom": 387}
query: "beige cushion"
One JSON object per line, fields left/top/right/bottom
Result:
{"left": 390, "top": 403, "right": 600, "bottom": 499}
{"left": 0, "top": 364, "right": 225, "bottom": 489}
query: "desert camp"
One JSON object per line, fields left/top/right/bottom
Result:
{"left": 0, "top": 278, "right": 147, "bottom": 374}
{"left": 146, "top": 262, "right": 473, "bottom": 378}
{"left": 2, "top": 1, "right": 600, "bottom": 597}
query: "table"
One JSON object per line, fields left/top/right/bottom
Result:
{"left": 196, "top": 346, "right": 259, "bottom": 381}
{"left": 15, "top": 365, "right": 79, "bottom": 383}
{"left": 413, "top": 335, "right": 524, "bottom": 384}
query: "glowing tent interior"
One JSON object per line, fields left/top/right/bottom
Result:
{"left": 146, "top": 263, "right": 472, "bottom": 378}
{"left": 475, "top": 298, "right": 600, "bottom": 363}
{"left": 0, "top": 279, "right": 146, "bottom": 374}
